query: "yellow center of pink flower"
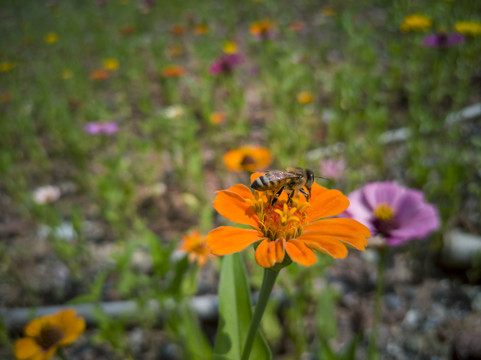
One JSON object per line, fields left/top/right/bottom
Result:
{"left": 374, "top": 203, "right": 394, "bottom": 221}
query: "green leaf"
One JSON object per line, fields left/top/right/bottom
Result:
{"left": 316, "top": 286, "right": 338, "bottom": 340}
{"left": 177, "top": 301, "right": 212, "bottom": 360}
{"left": 213, "top": 253, "right": 271, "bottom": 360}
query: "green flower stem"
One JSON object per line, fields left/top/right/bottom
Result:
{"left": 368, "top": 247, "right": 387, "bottom": 360}
{"left": 241, "top": 268, "right": 280, "bottom": 360}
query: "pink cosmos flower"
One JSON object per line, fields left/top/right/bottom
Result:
{"left": 342, "top": 182, "right": 440, "bottom": 246}
{"left": 423, "top": 33, "right": 464, "bottom": 47}
{"left": 209, "top": 54, "right": 244, "bottom": 75}
{"left": 84, "top": 121, "right": 118, "bottom": 135}
{"left": 320, "top": 159, "right": 346, "bottom": 180}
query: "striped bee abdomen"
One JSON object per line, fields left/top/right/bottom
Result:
{"left": 251, "top": 171, "right": 286, "bottom": 191}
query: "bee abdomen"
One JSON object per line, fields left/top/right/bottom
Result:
{"left": 251, "top": 175, "right": 276, "bottom": 191}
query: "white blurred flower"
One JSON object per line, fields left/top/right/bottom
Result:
{"left": 33, "top": 185, "right": 61, "bottom": 204}
{"left": 163, "top": 105, "right": 184, "bottom": 119}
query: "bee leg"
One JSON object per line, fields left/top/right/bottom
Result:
{"left": 270, "top": 186, "right": 285, "bottom": 207}
{"left": 287, "top": 190, "right": 296, "bottom": 205}
{"left": 299, "top": 188, "right": 310, "bottom": 202}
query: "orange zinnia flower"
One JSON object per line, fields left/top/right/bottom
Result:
{"left": 209, "top": 111, "right": 225, "bottom": 124}
{"left": 14, "top": 309, "right": 85, "bottom": 360}
{"left": 223, "top": 146, "right": 272, "bottom": 172}
{"left": 170, "top": 25, "right": 186, "bottom": 35}
{"left": 178, "top": 230, "right": 213, "bottom": 266}
{"left": 161, "top": 65, "right": 186, "bottom": 78}
{"left": 89, "top": 69, "right": 110, "bottom": 80}
{"left": 194, "top": 23, "right": 209, "bottom": 35}
{"left": 249, "top": 20, "right": 275, "bottom": 39}
{"left": 206, "top": 174, "right": 370, "bottom": 268}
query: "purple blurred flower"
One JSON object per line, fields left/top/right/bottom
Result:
{"left": 423, "top": 33, "right": 464, "bottom": 47}
{"left": 84, "top": 121, "right": 118, "bottom": 135}
{"left": 209, "top": 54, "right": 244, "bottom": 75}
{"left": 343, "top": 182, "right": 440, "bottom": 246}
{"left": 320, "top": 158, "right": 346, "bottom": 180}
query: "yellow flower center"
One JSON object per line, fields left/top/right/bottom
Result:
{"left": 37, "top": 325, "right": 65, "bottom": 350}
{"left": 374, "top": 203, "right": 394, "bottom": 221}
{"left": 255, "top": 195, "right": 310, "bottom": 241}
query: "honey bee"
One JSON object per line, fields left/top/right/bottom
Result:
{"left": 251, "top": 167, "right": 316, "bottom": 206}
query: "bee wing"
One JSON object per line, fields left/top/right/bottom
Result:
{"left": 268, "top": 170, "right": 303, "bottom": 180}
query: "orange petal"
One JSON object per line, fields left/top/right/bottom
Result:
{"left": 57, "top": 310, "right": 86, "bottom": 345}
{"left": 250, "top": 172, "right": 265, "bottom": 184}
{"left": 206, "top": 226, "right": 263, "bottom": 255}
{"left": 213, "top": 187, "right": 260, "bottom": 228}
{"left": 25, "top": 316, "right": 50, "bottom": 337}
{"left": 223, "top": 184, "right": 255, "bottom": 201}
{"left": 255, "top": 238, "right": 286, "bottom": 268}
{"left": 285, "top": 239, "right": 317, "bottom": 266}
{"left": 298, "top": 234, "right": 348, "bottom": 258}
{"left": 14, "top": 338, "right": 41, "bottom": 360}
{"left": 304, "top": 218, "right": 370, "bottom": 249}
{"left": 307, "top": 186, "right": 350, "bottom": 221}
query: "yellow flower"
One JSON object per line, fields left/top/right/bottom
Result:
{"left": 223, "top": 41, "right": 238, "bottom": 54}
{"left": 14, "top": 309, "right": 85, "bottom": 360}
{"left": 44, "top": 32, "right": 58, "bottom": 44}
{"left": 400, "top": 14, "right": 432, "bottom": 32}
{"left": 62, "top": 69, "right": 73, "bottom": 79}
{"left": 178, "top": 230, "right": 214, "bottom": 266}
{"left": 297, "top": 91, "right": 313, "bottom": 104}
{"left": 454, "top": 21, "right": 481, "bottom": 36}
{"left": 103, "top": 58, "right": 119, "bottom": 71}
{"left": 223, "top": 146, "right": 272, "bottom": 172}
{"left": 206, "top": 174, "right": 369, "bottom": 268}
{"left": 0, "top": 61, "right": 15, "bottom": 72}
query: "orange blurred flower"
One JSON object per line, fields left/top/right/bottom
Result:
{"left": 209, "top": 111, "right": 225, "bottom": 124}
{"left": 297, "top": 91, "right": 313, "bottom": 104}
{"left": 0, "top": 92, "right": 12, "bottom": 103}
{"left": 161, "top": 65, "right": 186, "bottom": 78}
{"left": 249, "top": 20, "right": 275, "bottom": 39}
{"left": 119, "top": 25, "right": 136, "bottom": 35}
{"left": 14, "top": 309, "right": 85, "bottom": 360}
{"left": 167, "top": 44, "right": 184, "bottom": 57}
{"left": 170, "top": 25, "right": 186, "bottom": 35}
{"left": 223, "top": 146, "right": 272, "bottom": 172}
{"left": 178, "top": 230, "right": 213, "bottom": 266}
{"left": 194, "top": 23, "right": 209, "bottom": 35}
{"left": 320, "top": 5, "right": 336, "bottom": 17}
{"left": 289, "top": 21, "right": 306, "bottom": 32}
{"left": 89, "top": 69, "right": 110, "bottom": 80}
{"left": 206, "top": 174, "right": 369, "bottom": 268}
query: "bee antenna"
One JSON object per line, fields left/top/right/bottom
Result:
{"left": 314, "top": 174, "right": 329, "bottom": 181}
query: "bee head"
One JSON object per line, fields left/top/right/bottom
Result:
{"left": 305, "top": 169, "right": 315, "bottom": 198}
